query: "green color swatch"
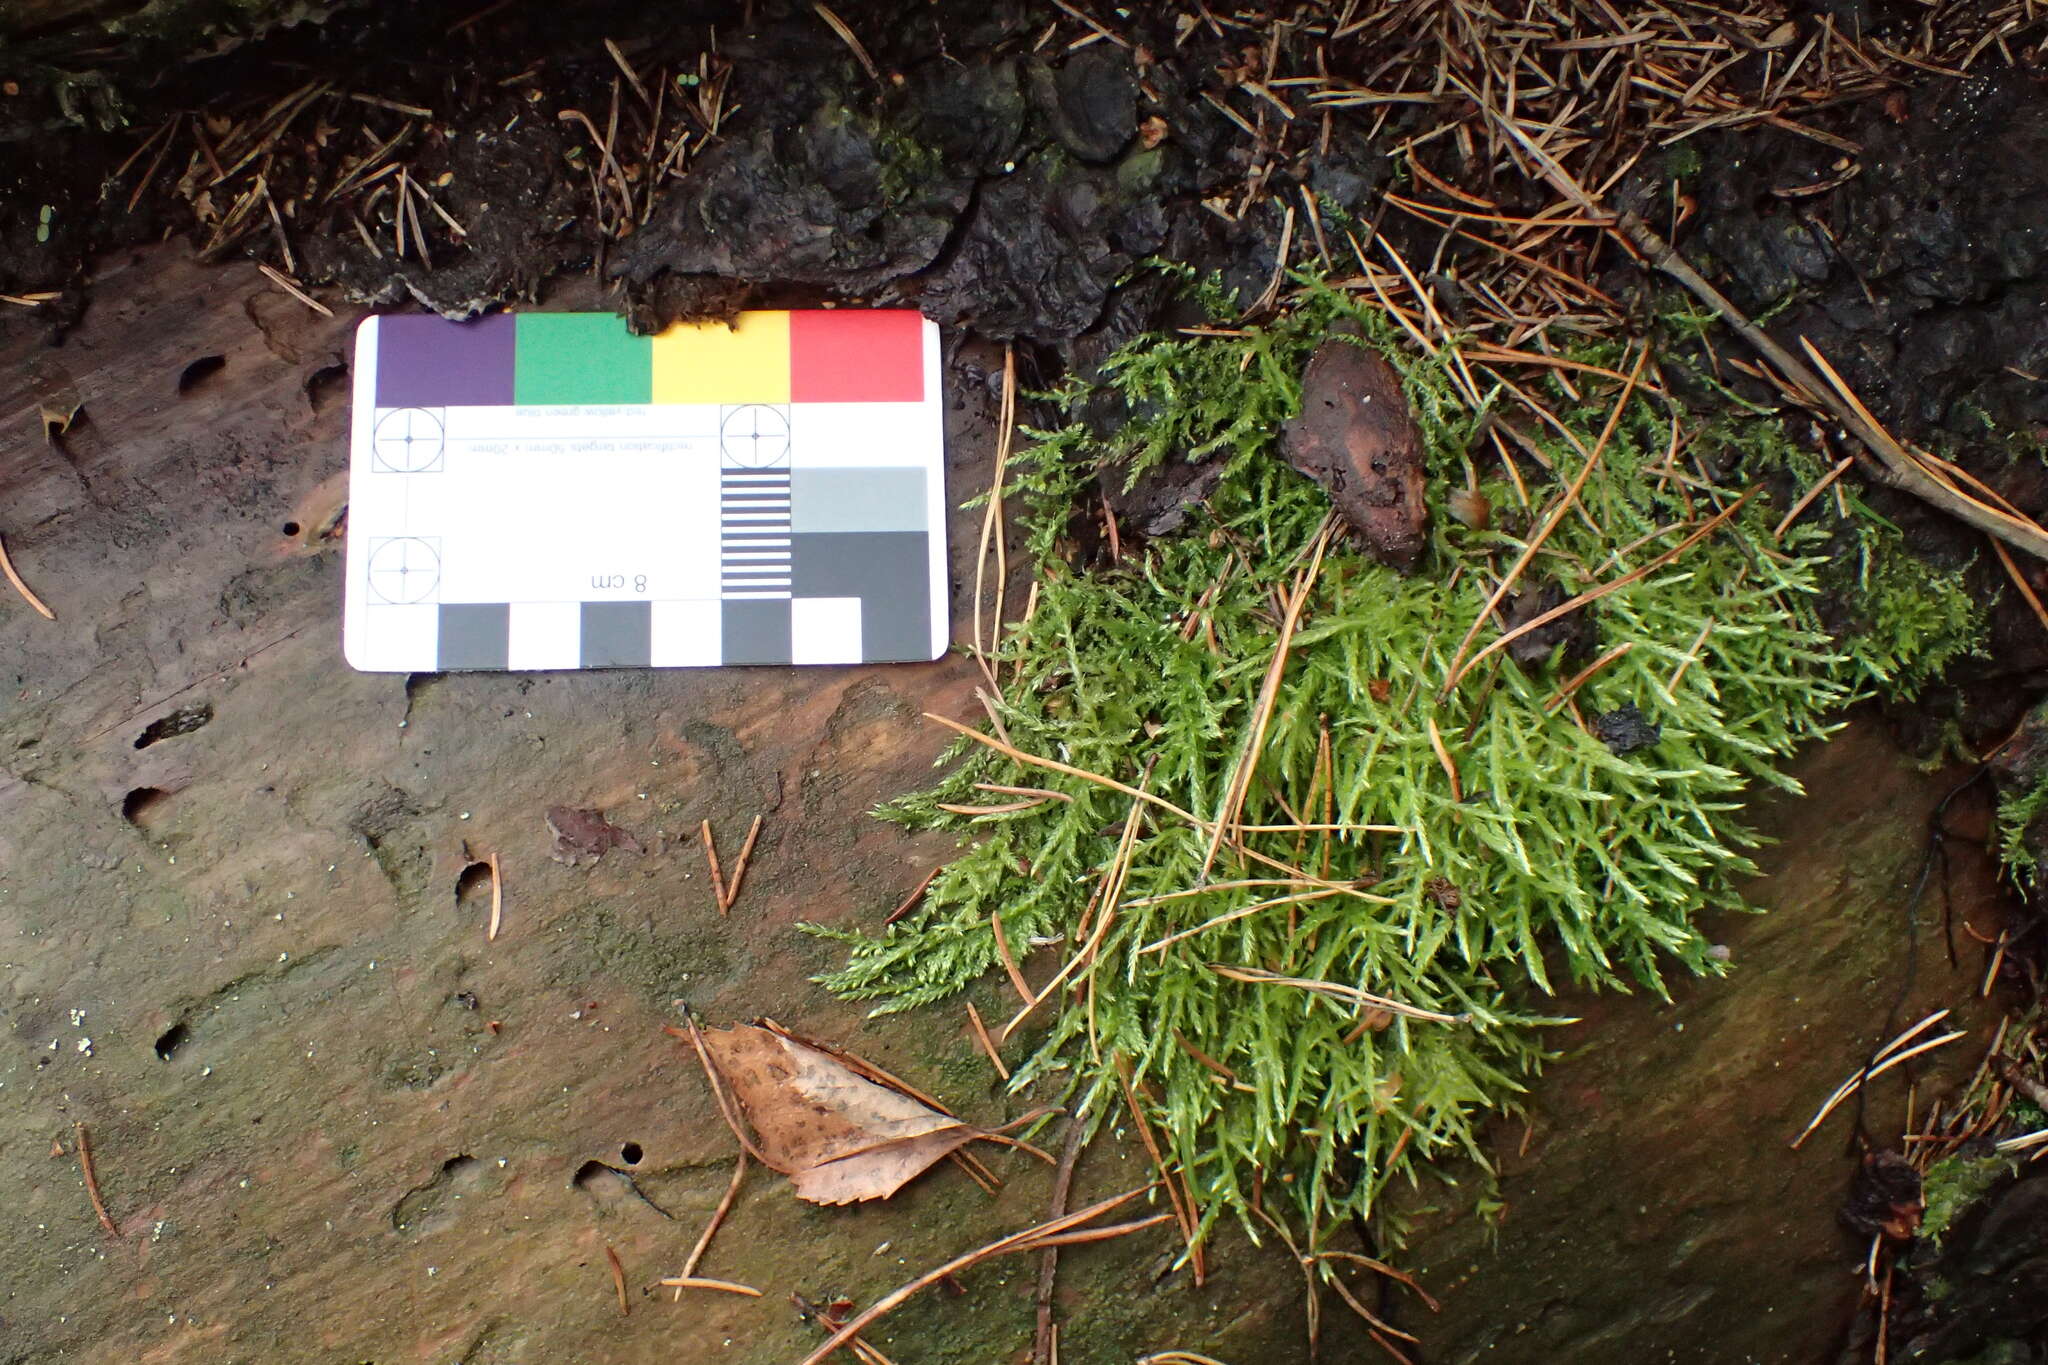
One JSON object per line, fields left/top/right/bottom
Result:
{"left": 513, "top": 313, "right": 651, "bottom": 405}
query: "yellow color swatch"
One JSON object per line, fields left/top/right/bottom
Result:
{"left": 650, "top": 310, "right": 792, "bottom": 404}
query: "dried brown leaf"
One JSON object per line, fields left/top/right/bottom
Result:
{"left": 697, "top": 1024, "right": 983, "bottom": 1205}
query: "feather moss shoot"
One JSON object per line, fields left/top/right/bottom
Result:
{"left": 807, "top": 276, "right": 1979, "bottom": 1254}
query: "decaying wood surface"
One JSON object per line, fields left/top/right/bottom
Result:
{"left": 0, "top": 248, "right": 1342, "bottom": 1363}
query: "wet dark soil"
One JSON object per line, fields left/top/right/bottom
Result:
{"left": 0, "top": 0, "right": 1304, "bottom": 348}
{"left": 1630, "top": 66, "right": 2048, "bottom": 749}
{"left": 5, "top": 6, "right": 2042, "bottom": 469}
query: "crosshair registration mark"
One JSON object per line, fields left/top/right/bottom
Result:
{"left": 366, "top": 538, "right": 441, "bottom": 604}
{"left": 720, "top": 405, "right": 790, "bottom": 467}
{"left": 372, "top": 407, "right": 446, "bottom": 472}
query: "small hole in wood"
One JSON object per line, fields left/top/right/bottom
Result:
{"left": 154, "top": 1022, "right": 190, "bottom": 1061}
{"left": 177, "top": 355, "right": 226, "bottom": 394}
{"left": 134, "top": 703, "right": 212, "bottom": 750}
{"left": 122, "top": 786, "right": 172, "bottom": 828}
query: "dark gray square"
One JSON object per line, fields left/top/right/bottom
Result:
{"left": 437, "top": 603, "right": 509, "bottom": 670}
{"left": 722, "top": 599, "right": 792, "bottom": 665}
{"left": 789, "top": 532, "right": 933, "bottom": 661}
{"left": 580, "top": 601, "right": 652, "bottom": 668}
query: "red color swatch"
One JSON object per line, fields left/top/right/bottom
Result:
{"left": 789, "top": 310, "right": 925, "bottom": 403}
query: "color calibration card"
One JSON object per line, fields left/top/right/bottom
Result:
{"left": 343, "top": 310, "right": 948, "bottom": 671}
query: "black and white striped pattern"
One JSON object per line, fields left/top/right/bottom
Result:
{"left": 720, "top": 468, "right": 793, "bottom": 598}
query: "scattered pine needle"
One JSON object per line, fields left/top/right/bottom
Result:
{"left": 966, "top": 1001, "right": 1010, "bottom": 1080}
{"left": 1773, "top": 455, "right": 1856, "bottom": 540}
{"left": 256, "top": 262, "right": 334, "bottom": 317}
{"left": 885, "top": 866, "right": 940, "bottom": 925}
{"left": 604, "top": 1244, "right": 630, "bottom": 1316}
{"left": 1201, "top": 522, "right": 1333, "bottom": 875}
{"left": 1544, "top": 642, "right": 1635, "bottom": 713}
{"left": 75, "top": 1123, "right": 118, "bottom": 1237}
{"left": 1423, "top": 715, "right": 1461, "bottom": 801}
{"left": 0, "top": 530, "right": 56, "bottom": 621}
{"left": 1208, "top": 963, "right": 1469, "bottom": 1025}
{"left": 1792, "top": 1010, "right": 1966, "bottom": 1147}
{"left": 657, "top": 1275, "right": 763, "bottom": 1297}
{"left": 970, "top": 346, "right": 1018, "bottom": 692}
{"left": 796, "top": 1188, "right": 1170, "bottom": 1365}
{"left": 924, "top": 712, "right": 1384, "bottom": 905}
{"left": 990, "top": 911, "right": 1034, "bottom": 1005}
{"left": 1442, "top": 347, "right": 1648, "bottom": 693}
{"left": 1991, "top": 538, "right": 2048, "bottom": 642}
{"left": 670, "top": 1013, "right": 776, "bottom": 1168}
{"left": 812, "top": 3, "right": 881, "bottom": 83}
{"left": 485, "top": 850, "right": 503, "bottom": 941}
{"left": 723, "top": 814, "right": 764, "bottom": 911}
{"left": 1116, "top": 1056, "right": 1206, "bottom": 1283}
{"left": 701, "top": 820, "right": 728, "bottom": 914}
{"left": 675, "top": 1153, "right": 747, "bottom": 1297}
{"left": 1445, "top": 489, "right": 1758, "bottom": 693}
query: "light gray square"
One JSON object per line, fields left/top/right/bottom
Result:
{"left": 789, "top": 468, "right": 927, "bottom": 534}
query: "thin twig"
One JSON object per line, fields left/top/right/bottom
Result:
{"left": 1491, "top": 101, "right": 2048, "bottom": 562}
{"left": 1033, "top": 1117, "right": 1090, "bottom": 1365}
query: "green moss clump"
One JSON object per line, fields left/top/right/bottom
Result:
{"left": 873, "top": 123, "right": 945, "bottom": 205}
{"left": 1998, "top": 772, "right": 2048, "bottom": 890}
{"left": 809, "top": 274, "right": 1977, "bottom": 1255}
{"left": 1919, "top": 1152, "right": 2011, "bottom": 1246}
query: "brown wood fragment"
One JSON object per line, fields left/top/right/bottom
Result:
{"left": 1283, "top": 339, "right": 1428, "bottom": 569}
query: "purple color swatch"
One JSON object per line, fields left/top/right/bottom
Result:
{"left": 372, "top": 313, "right": 517, "bottom": 408}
